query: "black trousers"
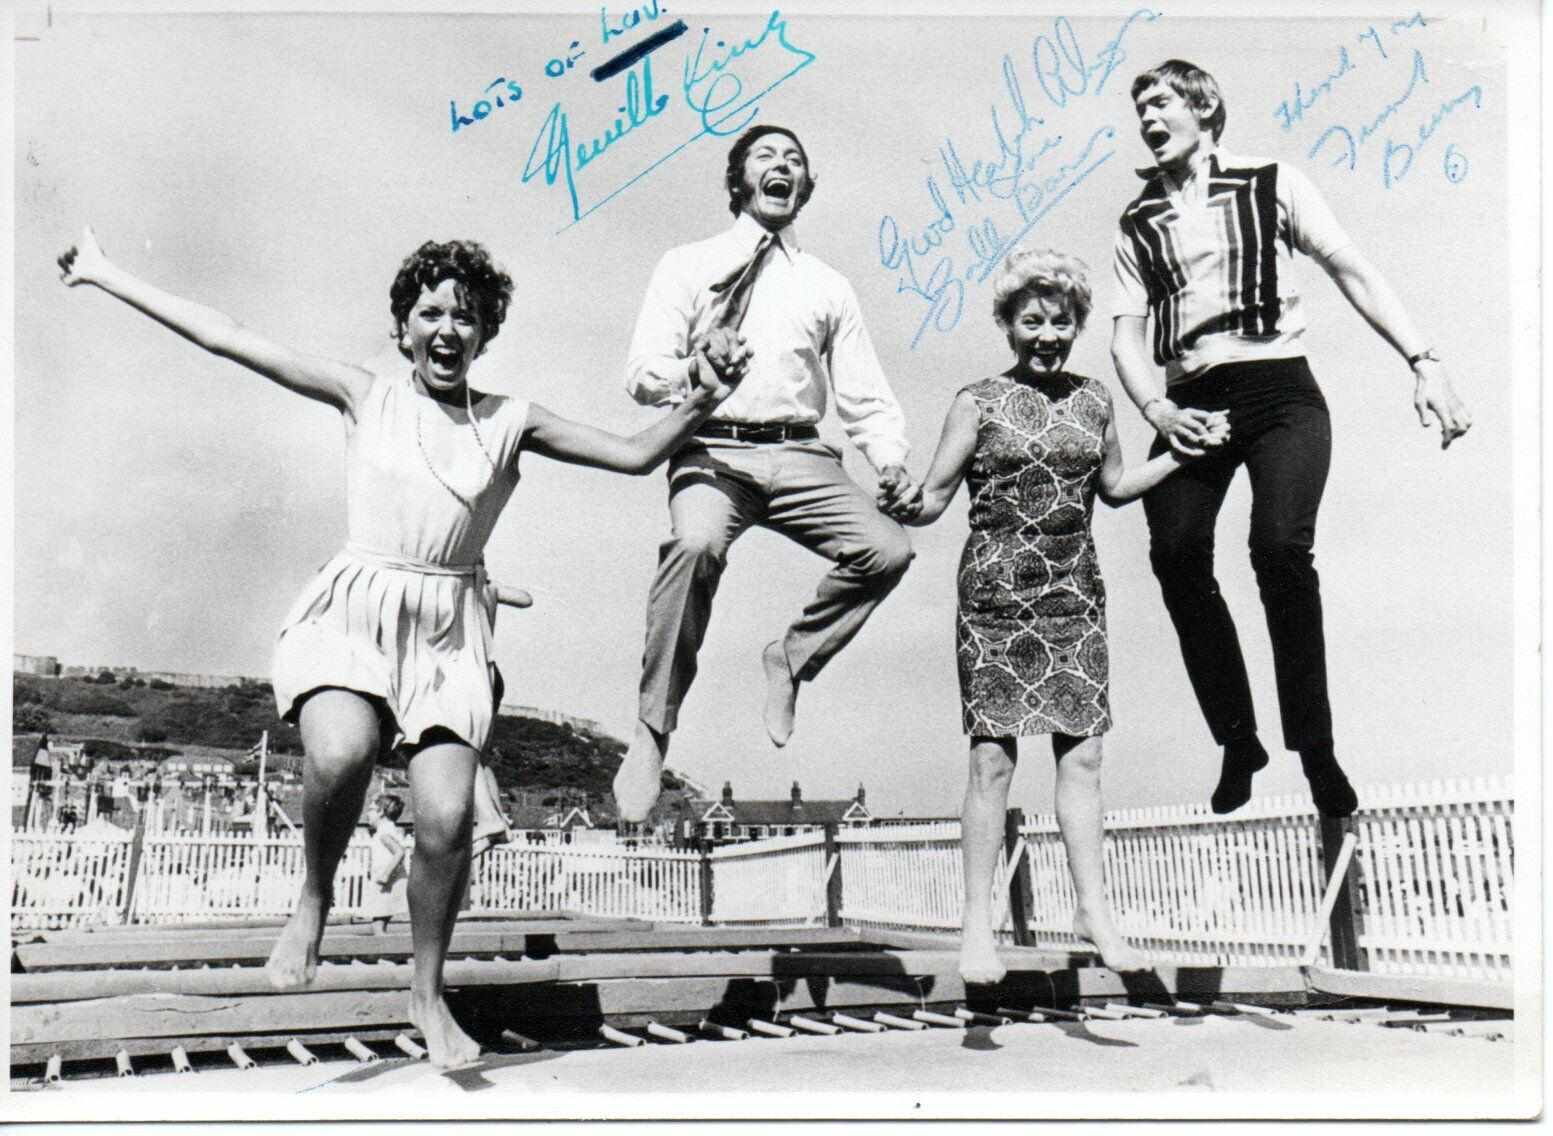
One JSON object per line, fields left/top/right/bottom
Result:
{"left": 1143, "top": 357, "right": 1333, "bottom": 752}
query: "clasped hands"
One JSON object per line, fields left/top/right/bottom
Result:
{"left": 1144, "top": 400, "right": 1232, "bottom": 457}
{"left": 690, "top": 327, "right": 752, "bottom": 398}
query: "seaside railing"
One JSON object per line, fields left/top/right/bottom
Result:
{"left": 10, "top": 777, "right": 1514, "bottom": 986}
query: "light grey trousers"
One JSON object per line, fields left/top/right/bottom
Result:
{"left": 637, "top": 437, "right": 913, "bottom": 734}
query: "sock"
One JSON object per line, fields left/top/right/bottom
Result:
{"left": 1211, "top": 735, "right": 1269, "bottom": 814}
{"left": 1299, "top": 743, "right": 1358, "bottom": 818}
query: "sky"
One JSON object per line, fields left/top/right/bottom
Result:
{"left": 10, "top": 1, "right": 1530, "bottom": 818}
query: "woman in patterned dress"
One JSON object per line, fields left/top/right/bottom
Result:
{"left": 888, "top": 248, "right": 1226, "bottom": 982}
{"left": 57, "top": 228, "right": 747, "bottom": 1066}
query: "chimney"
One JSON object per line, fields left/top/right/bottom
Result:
{"left": 791, "top": 781, "right": 802, "bottom": 806}
{"left": 721, "top": 781, "right": 733, "bottom": 805}
{"left": 856, "top": 782, "right": 865, "bottom": 805}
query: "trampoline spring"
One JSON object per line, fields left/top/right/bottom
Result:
{"left": 44, "top": 1055, "right": 62, "bottom": 1084}
{"left": 1142, "top": 1002, "right": 1202, "bottom": 1017}
{"left": 1102, "top": 1003, "right": 1167, "bottom": 1019}
{"left": 599, "top": 1025, "right": 645, "bottom": 1048}
{"left": 954, "top": 1008, "right": 1012, "bottom": 1026}
{"left": 170, "top": 1047, "right": 194, "bottom": 1074}
{"left": 1083, "top": 1006, "right": 1132, "bottom": 1021}
{"left": 831, "top": 1013, "right": 885, "bottom": 1033}
{"left": 394, "top": 1034, "right": 427, "bottom": 1059}
{"left": 1380, "top": 1013, "right": 1454, "bottom": 1027}
{"left": 747, "top": 1019, "right": 796, "bottom": 1038}
{"left": 911, "top": 1010, "right": 966, "bottom": 1029}
{"left": 115, "top": 1050, "right": 135, "bottom": 1078}
{"left": 645, "top": 1022, "right": 692, "bottom": 1044}
{"left": 1210, "top": 1001, "right": 1280, "bottom": 1016}
{"left": 500, "top": 1029, "right": 541, "bottom": 1052}
{"left": 994, "top": 1006, "right": 1051, "bottom": 1023}
{"left": 226, "top": 1043, "right": 257, "bottom": 1070}
{"left": 698, "top": 1020, "right": 749, "bottom": 1041}
{"left": 343, "top": 1037, "right": 379, "bottom": 1063}
{"left": 786, "top": 1015, "right": 841, "bottom": 1036}
{"left": 872, "top": 1011, "right": 926, "bottom": 1031}
{"left": 286, "top": 1040, "right": 319, "bottom": 1066}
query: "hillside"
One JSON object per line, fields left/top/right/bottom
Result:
{"left": 12, "top": 674, "right": 662, "bottom": 814}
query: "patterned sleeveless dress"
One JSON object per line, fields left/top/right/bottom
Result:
{"left": 957, "top": 371, "right": 1111, "bottom": 738}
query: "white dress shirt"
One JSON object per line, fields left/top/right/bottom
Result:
{"left": 625, "top": 212, "right": 910, "bottom": 472}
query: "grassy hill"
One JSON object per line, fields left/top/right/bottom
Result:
{"left": 12, "top": 674, "right": 658, "bottom": 815}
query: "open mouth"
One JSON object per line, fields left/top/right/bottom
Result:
{"left": 428, "top": 343, "right": 463, "bottom": 372}
{"left": 1144, "top": 127, "right": 1171, "bottom": 151}
{"left": 761, "top": 174, "right": 794, "bottom": 203}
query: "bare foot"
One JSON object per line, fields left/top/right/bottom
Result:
{"left": 958, "top": 921, "right": 1007, "bottom": 985}
{"left": 762, "top": 640, "right": 799, "bottom": 747}
{"left": 1074, "top": 909, "right": 1148, "bottom": 972}
{"left": 409, "top": 994, "right": 481, "bottom": 1070}
{"left": 612, "top": 722, "right": 667, "bottom": 824}
{"left": 266, "top": 899, "right": 327, "bottom": 989}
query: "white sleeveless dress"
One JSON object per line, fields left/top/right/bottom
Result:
{"left": 272, "top": 371, "right": 529, "bottom": 751}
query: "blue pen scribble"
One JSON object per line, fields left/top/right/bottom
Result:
{"left": 1307, "top": 44, "right": 1483, "bottom": 189}
{"left": 513, "top": 9, "right": 815, "bottom": 232}
{"left": 876, "top": 10, "right": 1149, "bottom": 349}
{"left": 682, "top": 8, "right": 817, "bottom": 136}
{"left": 1273, "top": 46, "right": 1356, "bottom": 134}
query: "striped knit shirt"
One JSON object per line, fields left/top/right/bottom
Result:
{"left": 1112, "top": 150, "right": 1352, "bottom": 384}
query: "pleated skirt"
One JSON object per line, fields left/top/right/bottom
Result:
{"left": 272, "top": 544, "right": 498, "bottom": 751}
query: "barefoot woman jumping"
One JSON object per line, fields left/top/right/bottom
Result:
{"left": 58, "top": 230, "right": 744, "bottom": 1067}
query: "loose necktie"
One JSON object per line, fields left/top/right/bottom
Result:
{"left": 708, "top": 231, "right": 775, "bottom": 331}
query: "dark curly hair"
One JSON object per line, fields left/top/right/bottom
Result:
{"left": 390, "top": 240, "right": 513, "bottom": 360}
{"left": 725, "top": 125, "right": 816, "bottom": 218}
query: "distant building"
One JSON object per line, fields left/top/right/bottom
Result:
{"left": 14, "top": 654, "right": 60, "bottom": 677}
{"left": 159, "top": 752, "right": 239, "bottom": 780}
{"left": 12, "top": 734, "right": 45, "bottom": 824}
{"left": 496, "top": 703, "right": 617, "bottom": 741}
{"left": 685, "top": 781, "right": 871, "bottom": 845}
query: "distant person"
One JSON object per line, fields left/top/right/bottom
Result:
{"left": 615, "top": 124, "right": 921, "bottom": 822}
{"left": 58, "top": 229, "right": 745, "bottom": 1068}
{"left": 887, "top": 247, "right": 1225, "bottom": 981}
{"left": 364, "top": 794, "right": 410, "bottom": 933}
{"left": 1112, "top": 61, "right": 1471, "bottom": 817}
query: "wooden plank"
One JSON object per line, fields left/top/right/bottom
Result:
{"left": 13, "top": 989, "right": 415, "bottom": 1046}
{"left": 15, "top": 948, "right": 945, "bottom": 1003}
{"left": 1307, "top": 966, "right": 1514, "bottom": 1011}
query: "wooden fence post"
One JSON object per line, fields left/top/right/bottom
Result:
{"left": 1004, "top": 808, "right": 1035, "bottom": 947}
{"left": 119, "top": 813, "right": 149, "bottom": 926}
{"left": 1318, "top": 816, "right": 1365, "bottom": 971}
{"left": 822, "top": 822, "right": 843, "bottom": 927}
{"left": 698, "top": 845, "right": 715, "bottom": 926}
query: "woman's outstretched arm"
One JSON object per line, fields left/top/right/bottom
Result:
{"left": 522, "top": 347, "right": 744, "bottom": 475}
{"left": 890, "top": 389, "right": 978, "bottom": 526}
{"left": 59, "top": 227, "right": 373, "bottom": 414}
{"left": 1097, "top": 387, "right": 1225, "bottom": 506}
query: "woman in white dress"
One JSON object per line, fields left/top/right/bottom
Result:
{"left": 58, "top": 229, "right": 747, "bottom": 1068}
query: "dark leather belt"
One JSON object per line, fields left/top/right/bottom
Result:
{"left": 695, "top": 421, "right": 819, "bottom": 444}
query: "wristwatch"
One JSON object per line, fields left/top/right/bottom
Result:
{"left": 1407, "top": 348, "right": 1441, "bottom": 368}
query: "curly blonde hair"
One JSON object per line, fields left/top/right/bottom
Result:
{"left": 991, "top": 247, "right": 1092, "bottom": 331}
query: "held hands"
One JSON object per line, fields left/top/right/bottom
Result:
{"left": 1144, "top": 399, "right": 1231, "bottom": 457}
{"left": 57, "top": 227, "right": 112, "bottom": 287}
{"left": 1411, "top": 362, "right": 1471, "bottom": 449}
{"left": 876, "top": 463, "right": 924, "bottom": 521}
{"left": 690, "top": 326, "right": 751, "bottom": 402}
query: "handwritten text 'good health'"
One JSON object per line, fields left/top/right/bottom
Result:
{"left": 878, "top": 9, "right": 1160, "bottom": 350}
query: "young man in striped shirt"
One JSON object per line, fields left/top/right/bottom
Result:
{"left": 1111, "top": 60, "right": 1471, "bottom": 818}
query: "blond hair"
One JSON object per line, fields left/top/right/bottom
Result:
{"left": 991, "top": 247, "right": 1092, "bottom": 330}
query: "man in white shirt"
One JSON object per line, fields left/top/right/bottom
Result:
{"left": 1111, "top": 61, "right": 1471, "bottom": 818}
{"left": 613, "top": 125, "right": 919, "bottom": 823}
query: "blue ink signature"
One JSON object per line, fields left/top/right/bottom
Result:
{"left": 1308, "top": 49, "right": 1483, "bottom": 188}
{"left": 681, "top": 8, "right": 817, "bottom": 136}
{"left": 876, "top": 10, "right": 1154, "bottom": 348}
{"left": 520, "top": 9, "right": 815, "bottom": 231}
{"left": 1273, "top": 46, "right": 1356, "bottom": 133}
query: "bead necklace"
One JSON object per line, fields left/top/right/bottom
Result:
{"left": 415, "top": 380, "right": 499, "bottom": 511}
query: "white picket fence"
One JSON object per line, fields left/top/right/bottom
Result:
{"left": 9, "top": 778, "right": 1516, "bottom": 985}
{"left": 471, "top": 842, "right": 704, "bottom": 922}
